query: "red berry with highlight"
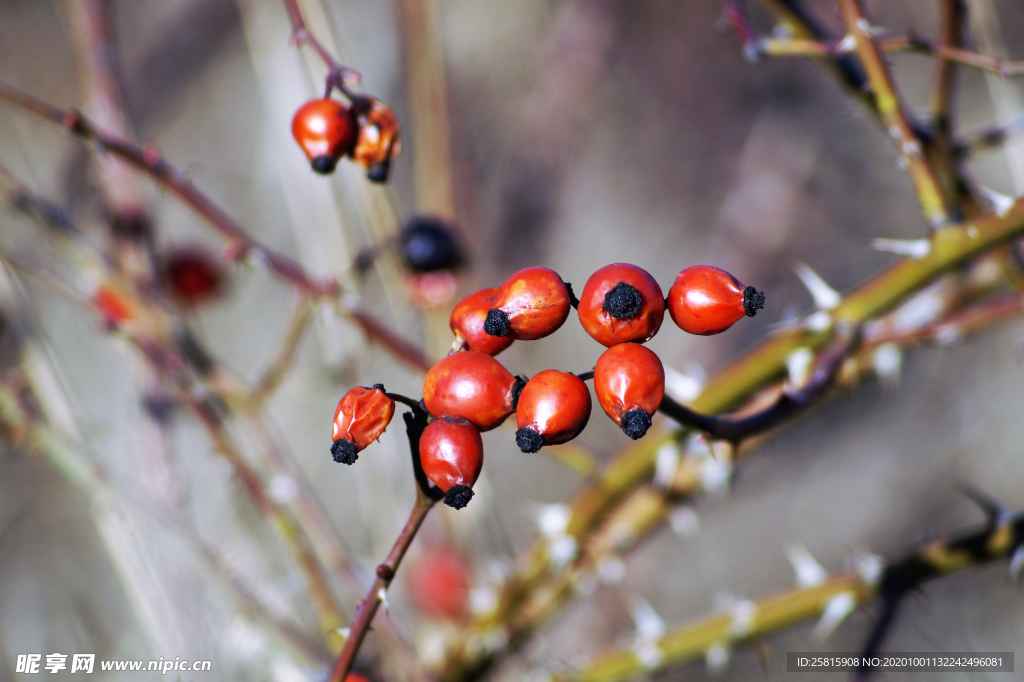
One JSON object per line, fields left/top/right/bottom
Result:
{"left": 162, "top": 246, "right": 223, "bottom": 305}
{"left": 419, "top": 417, "right": 483, "bottom": 509}
{"left": 515, "top": 370, "right": 592, "bottom": 452}
{"left": 450, "top": 288, "right": 514, "bottom": 356}
{"left": 292, "top": 98, "right": 357, "bottom": 175}
{"left": 667, "top": 265, "right": 764, "bottom": 336}
{"left": 577, "top": 263, "right": 664, "bottom": 347}
{"left": 423, "top": 351, "right": 522, "bottom": 431}
{"left": 331, "top": 385, "right": 395, "bottom": 464}
{"left": 484, "top": 267, "right": 572, "bottom": 341}
{"left": 594, "top": 343, "right": 664, "bottom": 440}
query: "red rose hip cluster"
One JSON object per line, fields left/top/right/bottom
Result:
{"left": 331, "top": 263, "right": 763, "bottom": 509}
{"left": 292, "top": 95, "right": 400, "bottom": 182}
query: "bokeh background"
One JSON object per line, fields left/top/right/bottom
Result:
{"left": 1, "top": 0, "right": 1023, "bottom": 680}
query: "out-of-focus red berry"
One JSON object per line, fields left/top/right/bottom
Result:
{"left": 666, "top": 265, "right": 764, "bottom": 335}
{"left": 291, "top": 98, "right": 357, "bottom": 175}
{"left": 331, "top": 385, "right": 395, "bottom": 464}
{"left": 350, "top": 97, "right": 402, "bottom": 183}
{"left": 484, "top": 267, "right": 572, "bottom": 341}
{"left": 577, "top": 263, "right": 664, "bottom": 347}
{"left": 422, "top": 351, "right": 520, "bottom": 431}
{"left": 161, "top": 246, "right": 223, "bottom": 305}
{"left": 594, "top": 343, "right": 664, "bottom": 440}
{"left": 450, "top": 288, "right": 514, "bottom": 356}
{"left": 93, "top": 282, "right": 135, "bottom": 324}
{"left": 408, "top": 545, "right": 471, "bottom": 619}
{"left": 419, "top": 416, "right": 483, "bottom": 509}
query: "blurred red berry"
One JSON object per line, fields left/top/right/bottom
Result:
{"left": 667, "top": 265, "right": 764, "bottom": 335}
{"left": 408, "top": 545, "right": 471, "bottom": 619}
{"left": 291, "top": 98, "right": 357, "bottom": 175}
{"left": 161, "top": 246, "right": 223, "bottom": 305}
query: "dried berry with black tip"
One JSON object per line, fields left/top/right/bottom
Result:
{"left": 161, "top": 245, "right": 224, "bottom": 305}
{"left": 331, "top": 385, "right": 396, "bottom": 464}
{"left": 577, "top": 263, "right": 665, "bottom": 347}
{"left": 594, "top": 343, "right": 664, "bottom": 440}
{"left": 422, "top": 351, "right": 521, "bottom": 431}
{"left": 291, "top": 99, "right": 357, "bottom": 175}
{"left": 514, "top": 370, "right": 591, "bottom": 452}
{"left": 484, "top": 267, "right": 572, "bottom": 340}
{"left": 350, "top": 97, "right": 402, "bottom": 183}
{"left": 419, "top": 417, "right": 483, "bottom": 509}
{"left": 667, "top": 265, "right": 764, "bottom": 336}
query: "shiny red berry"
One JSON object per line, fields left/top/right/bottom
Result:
{"left": 594, "top": 343, "right": 664, "bottom": 440}
{"left": 577, "top": 263, "right": 664, "bottom": 347}
{"left": 422, "top": 351, "right": 523, "bottom": 431}
{"left": 667, "top": 265, "right": 764, "bottom": 336}
{"left": 484, "top": 267, "right": 572, "bottom": 341}
{"left": 292, "top": 98, "right": 357, "bottom": 175}
{"left": 331, "top": 384, "right": 396, "bottom": 464}
{"left": 408, "top": 545, "right": 471, "bottom": 619}
{"left": 419, "top": 416, "right": 483, "bottom": 509}
{"left": 350, "top": 97, "right": 402, "bottom": 183}
{"left": 450, "top": 288, "right": 514, "bottom": 356}
{"left": 515, "top": 370, "right": 591, "bottom": 452}
{"left": 161, "top": 246, "right": 223, "bottom": 305}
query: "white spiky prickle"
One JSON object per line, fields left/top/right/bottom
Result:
{"left": 630, "top": 596, "right": 667, "bottom": 643}
{"left": 812, "top": 592, "right": 857, "bottom": 642}
{"left": 873, "top": 343, "right": 903, "bottom": 385}
{"left": 533, "top": 502, "right": 571, "bottom": 538}
{"left": 786, "top": 545, "right": 828, "bottom": 588}
{"left": 786, "top": 347, "right": 815, "bottom": 388}
{"left": 663, "top": 363, "right": 705, "bottom": 404}
{"left": 794, "top": 263, "right": 841, "bottom": 310}
{"left": 706, "top": 641, "right": 730, "bottom": 674}
{"left": 728, "top": 599, "right": 758, "bottom": 638}
{"left": 835, "top": 33, "right": 856, "bottom": 54}
{"left": 1009, "top": 545, "right": 1024, "bottom": 583}
{"left": 978, "top": 186, "right": 1015, "bottom": 217}
{"left": 853, "top": 552, "right": 884, "bottom": 586}
{"left": 653, "top": 440, "right": 681, "bottom": 490}
{"left": 871, "top": 237, "right": 932, "bottom": 259}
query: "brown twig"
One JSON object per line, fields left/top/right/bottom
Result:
{"left": 329, "top": 406, "right": 440, "bottom": 682}
{"left": 0, "top": 79, "right": 432, "bottom": 373}
{"left": 283, "top": 0, "right": 361, "bottom": 98}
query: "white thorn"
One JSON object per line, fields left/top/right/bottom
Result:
{"left": 547, "top": 535, "right": 578, "bottom": 569}
{"left": 729, "top": 600, "right": 758, "bottom": 637}
{"left": 804, "top": 310, "right": 833, "bottom": 332}
{"left": 706, "top": 642, "right": 730, "bottom": 674}
{"left": 836, "top": 34, "right": 856, "bottom": 53}
{"left": 629, "top": 596, "right": 666, "bottom": 642}
{"left": 336, "top": 627, "right": 351, "bottom": 639}
{"left": 469, "top": 586, "right": 498, "bottom": 615}
{"left": 786, "top": 545, "right": 828, "bottom": 587}
{"left": 1009, "top": 546, "right": 1024, "bottom": 583}
{"left": 871, "top": 238, "right": 931, "bottom": 259}
{"left": 794, "top": 263, "right": 841, "bottom": 310}
{"left": 597, "top": 555, "right": 626, "bottom": 584}
{"left": 873, "top": 343, "right": 902, "bottom": 386}
{"left": 663, "top": 364, "right": 704, "bottom": 403}
{"left": 700, "top": 452, "right": 733, "bottom": 495}
{"left": 634, "top": 641, "right": 664, "bottom": 670}
{"left": 378, "top": 587, "right": 389, "bottom": 614}
{"left": 812, "top": 591, "right": 856, "bottom": 641}
{"left": 786, "top": 347, "right": 815, "bottom": 388}
{"left": 653, "top": 441, "right": 681, "bottom": 490}
{"left": 853, "top": 553, "right": 884, "bottom": 586}
{"left": 669, "top": 506, "right": 700, "bottom": 537}
{"left": 979, "top": 186, "right": 1015, "bottom": 217}
{"left": 532, "top": 503, "right": 570, "bottom": 537}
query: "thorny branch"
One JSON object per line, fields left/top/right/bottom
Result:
{"left": 283, "top": 0, "right": 361, "bottom": 98}
{"left": 555, "top": 500, "right": 1024, "bottom": 681}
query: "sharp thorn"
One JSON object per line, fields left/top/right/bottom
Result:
{"left": 794, "top": 263, "right": 841, "bottom": 310}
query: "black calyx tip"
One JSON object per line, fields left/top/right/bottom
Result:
{"left": 367, "top": 162, "right": 391, "bottom": 184}
{"left": 620, "top": 409, "right": 653, "bottom": 440}
{"left": 399, "top": 216, "right": 466, "bottom": 273}
{"left": 331, "top": 438, "right": 359, "bottom": 464}
{"left": 483, "top": 308, "right": 511, "bottom": 337}
{"left": 603, "top": 282, "right": 643, "bottom": 320}
{"left": 510, "top": 375, "right": 528, "bottom": 411}
{"left": 371, "top": 383, "right": 385, "bottom": 391}
{"left": 311, "top": 155, "right": 338, "bottom": 175}
{"left": 743, "top": 286, "right": 765, "bottom": 317}
{"left": 515, "top": 427, "right": 544, "bottom": 453}
{"left": 443, "top": 485, "right": 474, "bottom": 509}
{"left": 564, "top": 281, "right": 580, "bottom": 309}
